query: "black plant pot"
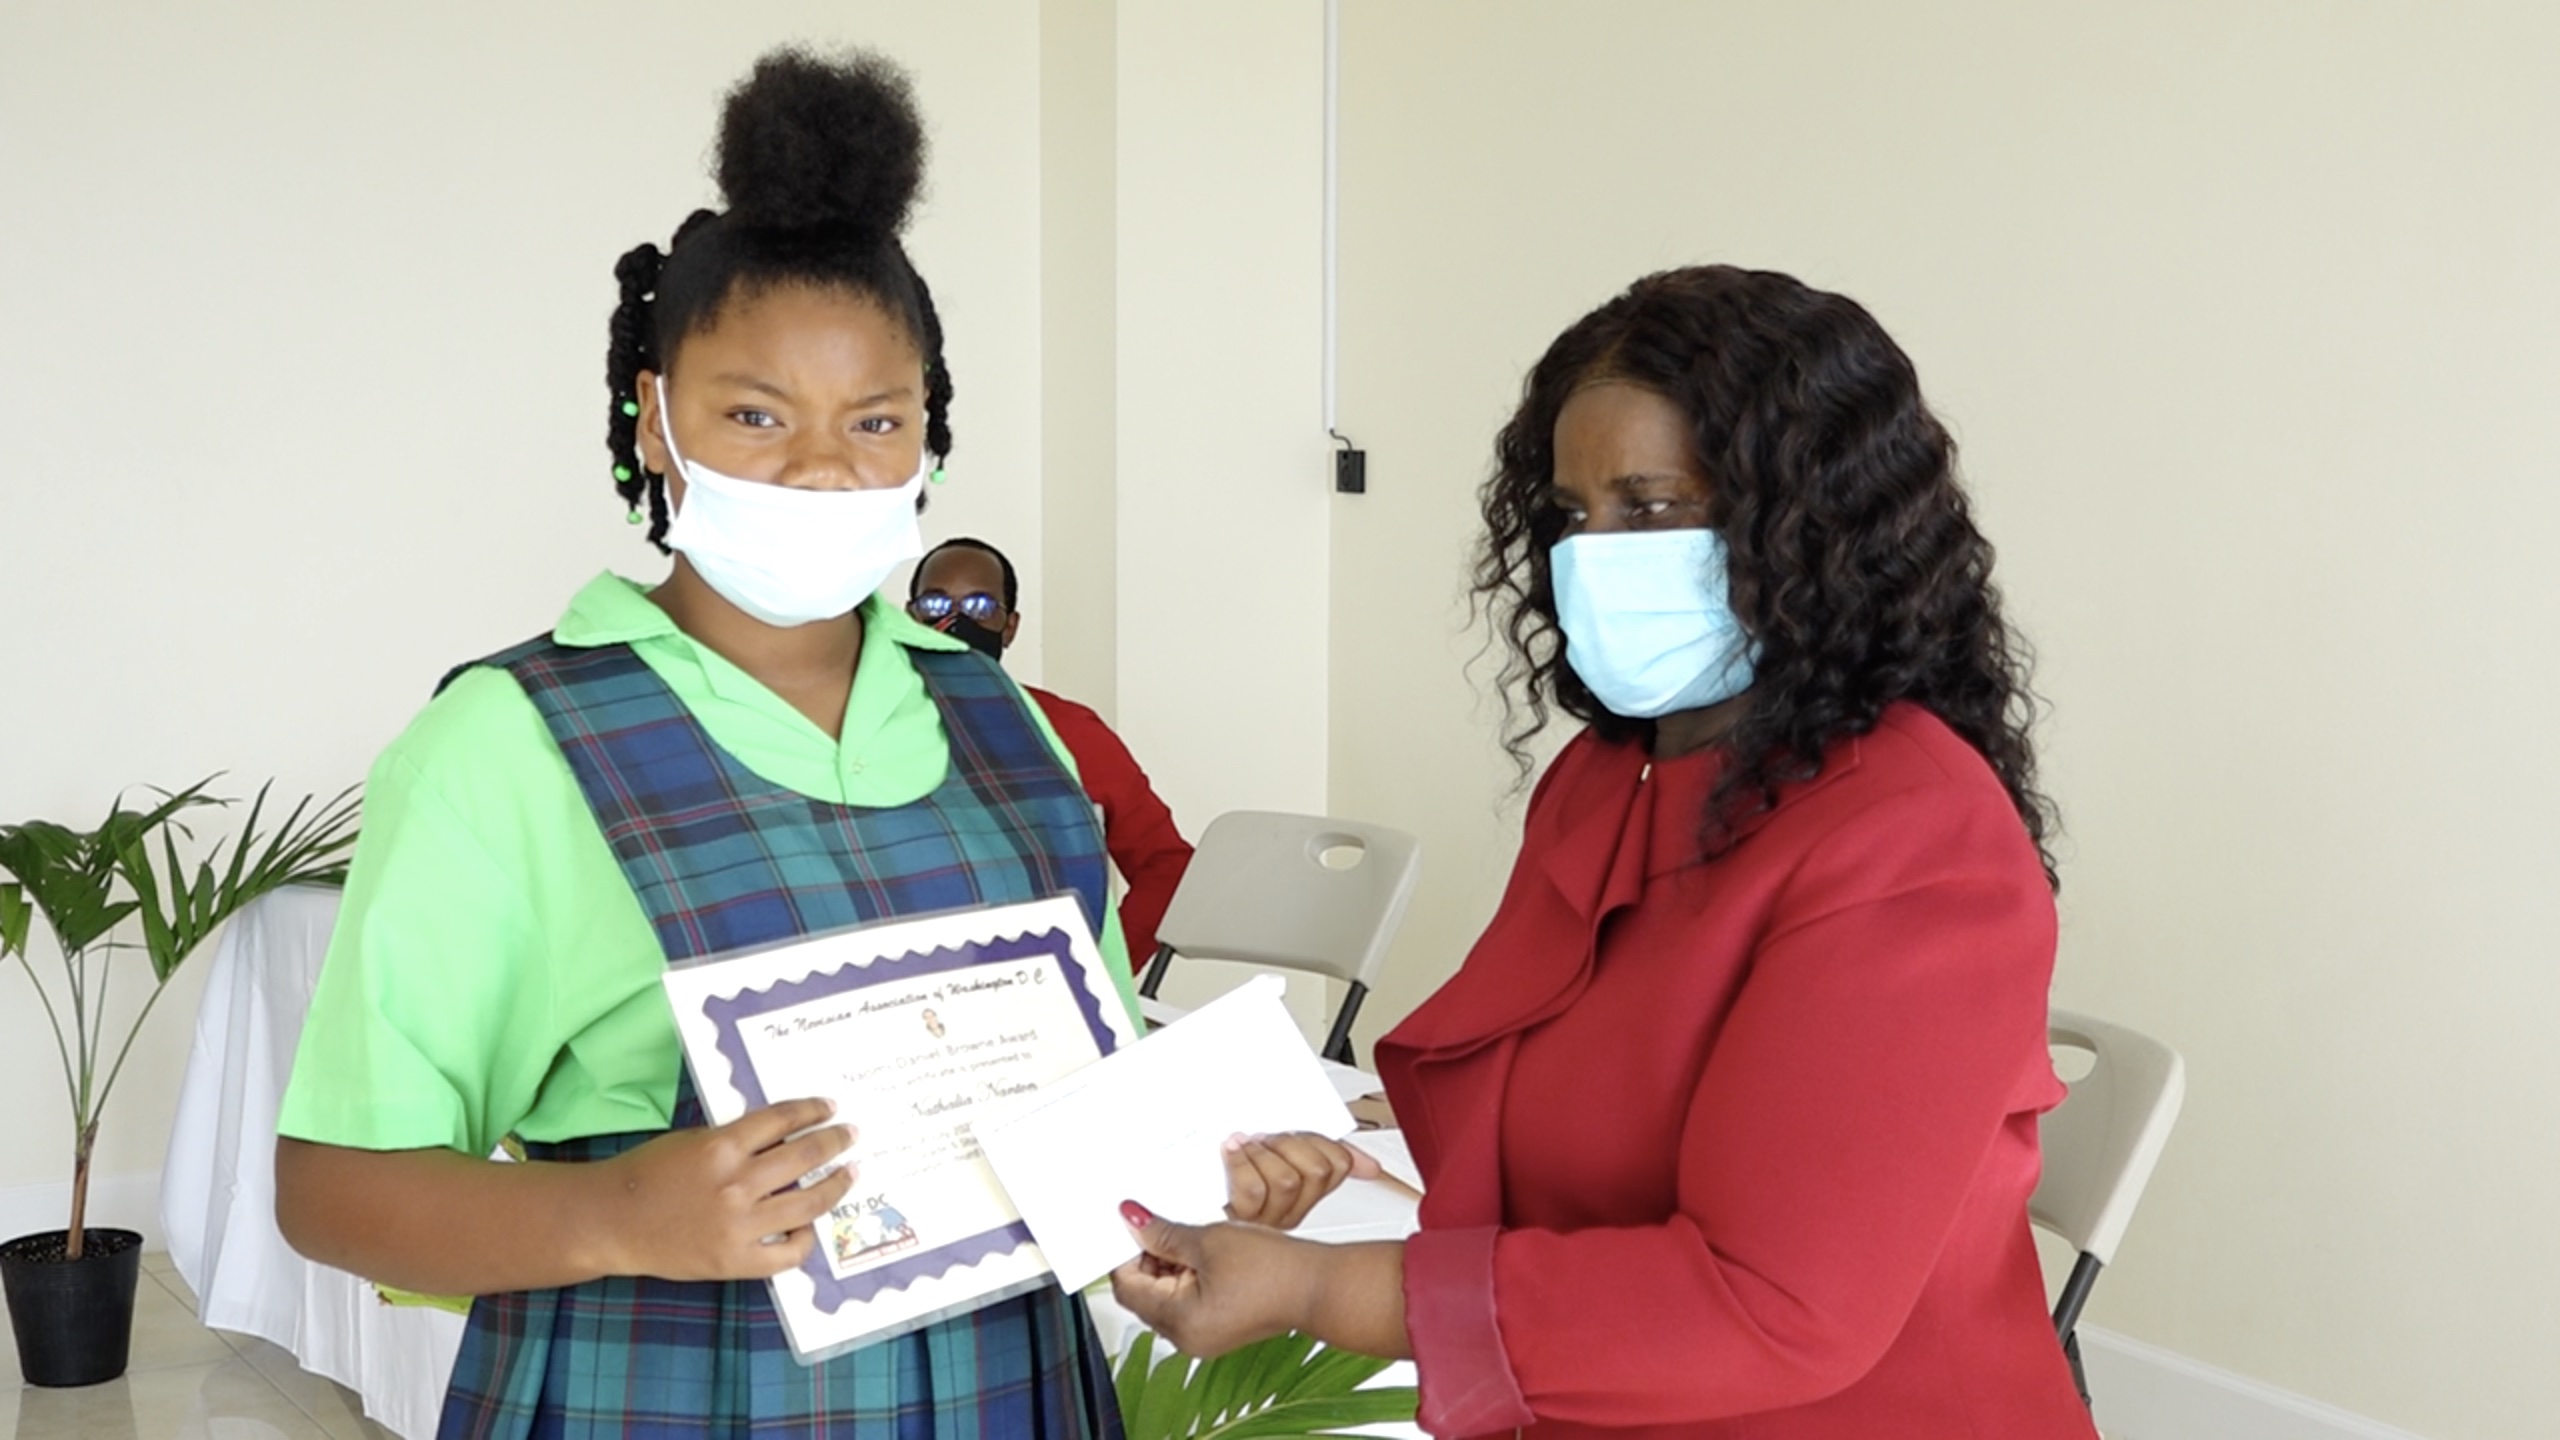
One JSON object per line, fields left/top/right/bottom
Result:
{"left": 0, "top": 1228, "right": 144, "bottom": 1387}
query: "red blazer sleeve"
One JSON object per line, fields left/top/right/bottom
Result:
{"left": 1027, "top": 688, "right": 1195, "bottom": 966}
{"left": 1406, "top": 774, "right": 2057, "bottom": 1430}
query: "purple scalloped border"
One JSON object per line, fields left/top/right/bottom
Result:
{"left": 697, "top": 924, "right": 1122, "bottom": 1312}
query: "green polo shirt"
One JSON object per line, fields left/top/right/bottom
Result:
{"left": 278, "top": 573, "right": 1136, "bottom": 1157}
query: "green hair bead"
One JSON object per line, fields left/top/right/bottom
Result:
{"left": 613, "top": 464, "right": 634, "bottom": 482}
{"left": 620, "top": 399, "right": 640, "bottom": 418}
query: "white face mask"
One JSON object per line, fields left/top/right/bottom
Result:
{"left": 1551, "top": 529, "right": 1757, "bottom": 719}
{"left": 655, "top": 377, "right": 927, "bottom": 628}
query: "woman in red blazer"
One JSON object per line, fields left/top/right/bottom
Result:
{"left": 1113, "top": 265, "right": 2092, "bottom": 1439}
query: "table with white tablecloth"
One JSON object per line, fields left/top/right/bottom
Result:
{"left": 159, "top": 885, "right": 464, "bottom": 1440}
{"left": 160, "top": 885, "right": 1422, "bottom": 1440}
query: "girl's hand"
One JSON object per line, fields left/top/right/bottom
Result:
{"left": 1221, "top": 1131, "right": 1385, "bottom": 1230}
{"left": 591, "top": 1096, "right": 856, "bottom": 1281}
{"left": 1109, "top": 1202, "right": 1319, "bottom": 1357}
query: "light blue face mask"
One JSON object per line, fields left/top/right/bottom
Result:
{"left": 1550, "top": 530, "right": 1757, "bottom": 720}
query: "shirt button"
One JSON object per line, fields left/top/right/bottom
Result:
{"left": 848, "top": 758, "right": 866, "bottom": 775}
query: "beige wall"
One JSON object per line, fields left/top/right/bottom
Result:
{"left": 1328, "top": 4, "right": 2560, "bottom": 1438}
{"left": 1038, "top": 0, "right": 1121, "bottom": 711}
{"left": 1109, "top": 0, "right": 1331, "bottom": 828}
{"left": 1101, "top": 0, "right": 1335, "bottom": 1037}
{"left": 0, "top": 0, "right": 1049, "bottom": 1194}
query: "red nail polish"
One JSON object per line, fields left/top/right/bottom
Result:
{"left": 1120, "top": 1200, "right": 1155, "bottom": 1230}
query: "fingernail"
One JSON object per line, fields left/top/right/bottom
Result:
{"left": 1222, "top": 1133, "right": 1246, "bottom": 1153}
{"left": 1120, "top": 1200, "right": 1155, "bottom": 1230}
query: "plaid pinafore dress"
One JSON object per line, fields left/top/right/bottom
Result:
{"left": 435, "top": 637, "right": 1125, "bottom": 1440}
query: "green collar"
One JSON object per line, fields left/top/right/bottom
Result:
{"left": 551, "top": 572, "right": 970, "bottom": 655}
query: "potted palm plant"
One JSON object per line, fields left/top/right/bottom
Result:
{"left": 0, "top": 778, "right": 358, "bottom": 1387}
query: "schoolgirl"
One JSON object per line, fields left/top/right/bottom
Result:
{"left": 277, "top": 47, "right": 1132, "bottom": 1439}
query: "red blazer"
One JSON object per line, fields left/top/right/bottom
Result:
{"left": 1025, "top": 686, "right": 1194, "bottom": 966}
{"left": 1376, "top": 704, "right": 2092, "bottom": 1439}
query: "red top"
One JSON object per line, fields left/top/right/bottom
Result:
{"left": 1025, "top": 686, "right": 1194, "bottom": 968}
{"left": 1376, "top": 704, "right": 2092, "bottom": 1439}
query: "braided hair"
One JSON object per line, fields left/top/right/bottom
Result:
{"left": 1472, "top": 265, "right": 2059, "bottom": 886}
{"left": 606, "top": 47, "right": 954, "bottom": 550}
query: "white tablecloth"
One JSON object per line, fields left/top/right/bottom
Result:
{"left": 158, "top": 887, "right": 1421, "bottom": 1439}
{"left": 159, "top": 885, "right": 464, "bottom": 1440}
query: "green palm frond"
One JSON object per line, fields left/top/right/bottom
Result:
{"left": 0, "top": 877, "right": 32, "bottom": 959}
{"left": 115, "top": 779, "right": 360, "bottom": 983}
{"left": 1113, "top": 1329, "right": 1418, "bottom": 1440}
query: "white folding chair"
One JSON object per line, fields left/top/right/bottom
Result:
{"left": 2031, "top": 1009, "right": 2187, "bottom": 1408}
{"left": 1136, "top": 811, "right": 1421, "bottom": 1065}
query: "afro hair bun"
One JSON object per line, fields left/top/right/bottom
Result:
{"left": 715, "top": 47, "right": 925, "bottom": 244}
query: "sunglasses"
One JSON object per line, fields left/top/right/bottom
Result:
{"left": 908, "top": 590, "right": 1006, "bottom": 625}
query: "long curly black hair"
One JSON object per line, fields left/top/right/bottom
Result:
{"left": 605, "top": 47, "right": 953, "bottom": 550}
{"left": 1473, "top": 264, "right": 2058, "bottom": 885}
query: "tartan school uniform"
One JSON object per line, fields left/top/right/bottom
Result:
{"left": 278, "top": 576, "right": 1139, "bottom": 1440}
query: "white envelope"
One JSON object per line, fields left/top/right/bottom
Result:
{"left": 974, "top": 974, "right": 1357, "bottom": 1290}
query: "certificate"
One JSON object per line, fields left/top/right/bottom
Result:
{"left": 660, "top": 894, "right": 1139, "bottom": 1364}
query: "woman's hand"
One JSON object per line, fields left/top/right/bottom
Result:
{"left": 1113, "top": 1203, "right": 1417, "bottom": 1361}
{"left": 591, "top": 1096, "right": 857, "bottom": 1281}
{"left": 1110, "top": 1203, "right": 1321, "bottom": 1357}
{"left": 1221, "top": 1131, "right": 1386, "bottom": 1230}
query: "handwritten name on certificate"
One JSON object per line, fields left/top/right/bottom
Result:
{"left": 660, "top": 895, "right": 1140, "bottom": 1364}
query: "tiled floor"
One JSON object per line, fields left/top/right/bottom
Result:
{"left": 1, "top": 1251, "right": 397, "bottom": 1440}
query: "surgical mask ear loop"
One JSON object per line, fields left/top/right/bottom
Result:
{"left": 653, "top": 375, "right": 691, "bottom": 515}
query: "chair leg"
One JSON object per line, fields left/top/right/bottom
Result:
{"left": 1139, "top": 943, "right": 1175, "bottom": 1000}
{"left": 2051, "top": 1253, "right": 2102, "bottom": 1340}
{"left": 2052, "top": 1252, "right": 2102, "bottom": 1412}
{"left": 1322, "top": 981, "right": 1368, "bottom": 1067}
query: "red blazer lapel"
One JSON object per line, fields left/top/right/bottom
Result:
{"left": 1379, "top": 733, "right": 1658, "bottom": 1219}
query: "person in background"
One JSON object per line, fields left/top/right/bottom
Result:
{"left": 909, "top": 537, "right": 1194, "bottom": 968}
{"left": 1109, "top": 265, "right": 2092, "bottom": 1439}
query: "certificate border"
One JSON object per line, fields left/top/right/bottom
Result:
{"left": 697, "top": 925, "right": 1122, "bottom": 1312}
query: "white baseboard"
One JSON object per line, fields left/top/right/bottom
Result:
{"left": 2082, "top": 1326, "right": 2432, "bottom": 1440}
{"left": 0, "top": 1170, "right": 165, "bottom": 1250}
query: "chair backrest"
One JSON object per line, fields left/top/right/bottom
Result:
{"left": 1152, "top": 810, "right": 1421, "bottom": 989}
{"left": 2031, "top": 1010, "right": 2187, "bottom": 1267}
